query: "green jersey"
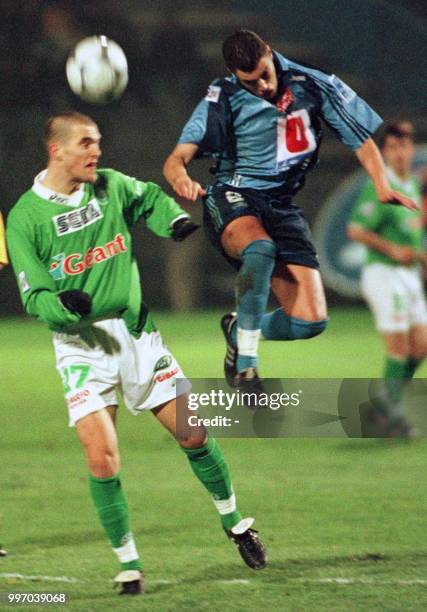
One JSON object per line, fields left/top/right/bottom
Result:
{"left": 349, "top": 169, "right": 423, "bottom": 266}
{"left": 7, "top": 168, "right": 189, "bottom": 335}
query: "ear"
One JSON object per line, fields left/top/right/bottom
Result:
{"left": 48, "top": 142, "right": 62, "bottom": 162}
{"left": 266, "top": 45, "right": 273, "bottom": 58}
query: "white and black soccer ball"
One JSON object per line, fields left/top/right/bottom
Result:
{"left": 66, "top": 35, "right": 128, "bottom": 104}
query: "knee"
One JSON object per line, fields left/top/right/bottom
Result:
{"left": 88, "top": 447, "right": 120, "bottom": 478}
{"left": 262, "top": 309, "right": 328, "bottom": 341}
{"left": 178, "top": 429, "right": 207, "bottom": 450}
{"left": 295, "top": 317, "right": 328, "bottom": 340}
{"left": 240, "top": 240, "right": 277, "bottom": 268}
{"left": 237, "top": 240, "right": 277, "bottom": 300}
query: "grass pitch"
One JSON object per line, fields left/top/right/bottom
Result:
{"left": 0, "top": 309, "right": 426, "bottom": 611}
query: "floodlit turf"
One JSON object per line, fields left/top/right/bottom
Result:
{"left": 0, "top": 309, "right": 426, "bottom": 611}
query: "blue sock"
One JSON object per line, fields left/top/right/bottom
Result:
{"left": 261, "top": 308, "right": 328, "bottom": 340}
{"left": 235, "top": 240, "right": 277, "bottom": 372}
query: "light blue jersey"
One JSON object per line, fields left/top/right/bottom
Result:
{"left": 179, "top": 52, "right": 382, "bottom": 192}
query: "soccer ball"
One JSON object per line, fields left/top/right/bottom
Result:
{"left": 66, "top": 35, "right": 128, "bottom": 104}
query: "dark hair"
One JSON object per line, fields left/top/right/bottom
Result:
{"left": 380, "top": 121, "right": 415, "bottom": 148}
{"left": 45, "top": 111, "right": 96, "bottom": 146}
{"left": 222, "top": 30, "right": 269, "bottom": 73}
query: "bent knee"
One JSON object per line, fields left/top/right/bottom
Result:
{"left": 292, "top": 317, "right": 328, "bottom": 340}
{"left": 88, "top": 449, "right": 120, "bottom": 478}
{"left": 178, "top": 429, "right": 207, "bottom": 450}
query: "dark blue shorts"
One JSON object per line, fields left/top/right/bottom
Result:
{"left": 203, "top": 184, "right": 319, "bottom": 270}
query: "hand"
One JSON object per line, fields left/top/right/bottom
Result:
{"left": 171, "top": 218, "right": 200, "bottom": 241}
{"left": 376, "top": 187, "right": 418, "bottom": 211}
{"left": 173, "top": 176, "right": 206, "bottom": 201}
{"left": 58, "top": 290, "right": 92, "bottom": 316}
{"left": 388, "top": 245, "right": 416, "bottom": 265}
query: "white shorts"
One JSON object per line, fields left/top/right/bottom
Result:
{"left": 361, "top": 263, "right": 427, "bottom": 333}
{"left": 53, "top": 318, "right": 190, "bottom": 426}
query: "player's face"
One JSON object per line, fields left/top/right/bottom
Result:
{"left": 59, "top": 123, "right": 102, "bottom": 184}
{"left": 382, "top": 135, "right": 414, "bottom": 177}
{"left": 234, "top": 50, "right": 278, "bottom": 100}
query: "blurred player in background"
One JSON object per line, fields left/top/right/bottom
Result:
{"left": 0, "top": 211, "right": 8, "bottom": 270}
{"left": 163, "top": 30, "right": 417, "bottom": 391}
{"left": 6, "top": 112, "right": 267, "bottom": 596}
{"left": 348, "top": 122, "right": 427, "bottom": 437}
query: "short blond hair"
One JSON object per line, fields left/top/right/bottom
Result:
{"left": 44, "top": 111, "right": 97, "bottom": 147}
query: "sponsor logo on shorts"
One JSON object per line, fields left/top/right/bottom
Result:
{"left": 156, "top": 367, "right": 179, "bottom": 383}
{"left": 48, "top": 233, "right": 127, "bottom": 280}
{"left": 154, "top": 355, "right": 173, "bottom": 372}
{"left": 67, "top": 389, "right": 90, "bottom": 407}
{"left": 52, "top": 199, "right": 103, "bottom": 236}
{"left": 225, "top": 191, "right": 245, "bottom": 205}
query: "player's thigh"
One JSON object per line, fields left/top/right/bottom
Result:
{"left": 75, "top": 406, "right": 120, "bottom": 477}
{"left": 270, "top": 261, "right": 327, "bottom": 320}
{"left": 220, "top": 215, "right": 272, "bottom": 260}
{"left": 152, "top": 397, "right": 207, "bottom": 449}
{"left": 408, "top": 324, "right": 427, "bottom": 359}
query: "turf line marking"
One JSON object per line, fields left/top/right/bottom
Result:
{"left": 304, "top": 578, "right": 427, "bottom": 586}
{"left": 0, "top": 573, "right": 79, "bottom": 584}
{"left": 151, "top": 579, "right": 251, "bottom": 586}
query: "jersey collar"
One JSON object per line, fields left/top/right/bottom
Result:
{"left": 32, "top": 170, "right": 85, "bottom": 208}
{"left": 386, "top": 166, "right": 412, "bottom": 191}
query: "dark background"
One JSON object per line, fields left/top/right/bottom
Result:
{"left": 1, "top": 0, "right": 426, "bottom": 313}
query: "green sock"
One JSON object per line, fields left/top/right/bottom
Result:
{"left": 89, "top": 474, "right": 141, "bottom": 571}
{"left": 383, "top": 356, "right": 407, "bottom": 419}
{"left": 182, "top": 437, "right": 242, "bottom": 531}
{"left": 404, "top": 356, "right": 421, "bottom": 381}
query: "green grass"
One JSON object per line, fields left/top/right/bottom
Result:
{"left": 0, "top": 309, "right": 426, "bottom": 611}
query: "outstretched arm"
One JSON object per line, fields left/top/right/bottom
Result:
{"left": 163, "top": 143, "right": 207, "bottom": 202}
{"left": 355, "top": 138, "right": 417, "bottom": 210}
{"left": 347, "top": 224, "right": 419, "bottom": 265}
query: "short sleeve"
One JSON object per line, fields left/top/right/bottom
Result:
{"left": 317, "top": 74, "right": 383, "bottom": 150}
{"left": 178, "top": 81, "right": 230, "bottom": 157}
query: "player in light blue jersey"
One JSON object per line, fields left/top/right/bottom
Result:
{"left": 164, "top": 30, "right": 417, "bottom": 389}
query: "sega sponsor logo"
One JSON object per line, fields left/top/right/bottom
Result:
{"left": 156, "top": 367, "right": 179, "bottom": 383}
{"left": 49, "top": 233, "right": 127, "bottom": 280}
{"left": 52, "top": 199, "right": 103, "bottom": 236}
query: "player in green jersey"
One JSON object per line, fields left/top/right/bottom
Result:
{"left": 6, "top": 112, "right": 267, "bottom": 595}
{"left": 348, "top": 122, "right": 427, "bottom": 436}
